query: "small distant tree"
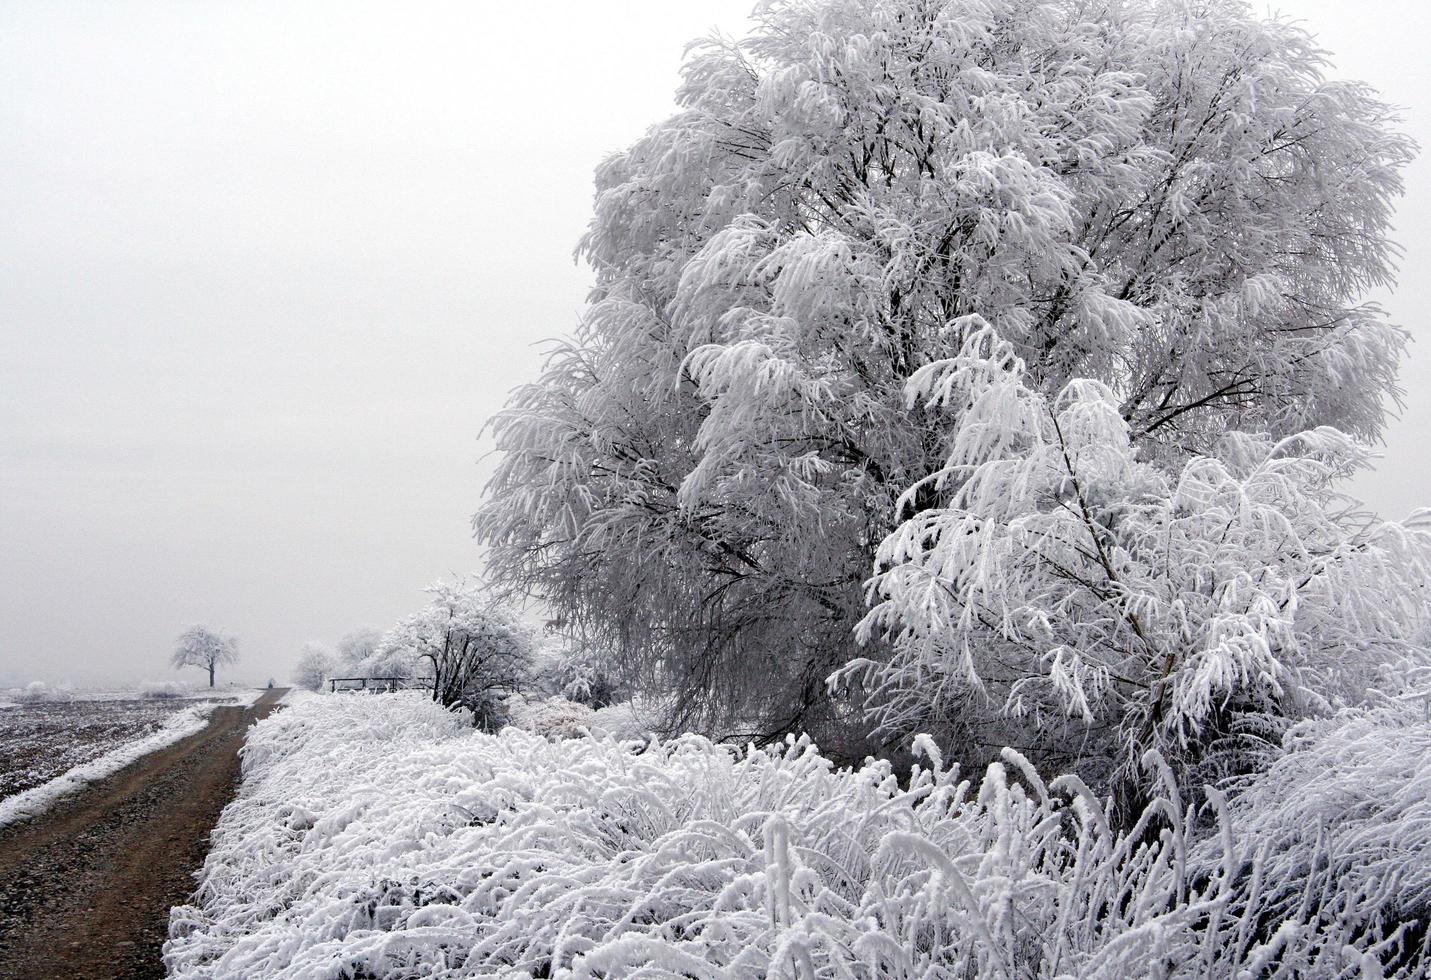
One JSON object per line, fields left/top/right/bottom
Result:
{"left": 336, "top": 627, "right": 382, "bottom": 666}
{"left": 385, "top": 581, "right": 536, "bottom": 729}
{"left": 171, "top": 625, "right": 239, "bottom": 688}
{"left": 291, "top": 642, "right": 336, "bottom": 692}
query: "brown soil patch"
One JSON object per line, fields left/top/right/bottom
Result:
{"left": 0, "top": 689, "right": 287, "bottom": 979}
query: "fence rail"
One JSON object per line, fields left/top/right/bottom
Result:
{"left": 327, "top": 676, "right": 434, "bottom": 693}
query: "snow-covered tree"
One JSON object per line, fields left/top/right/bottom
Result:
{"left": 291, "top": 642, "right": 336, "bottom": 692}
{"left": 384, "top": 581, "right": 537, "bottom": 728}
{"left": 477, "top": 0, "right": 1413, "bottom": 744}
{"left": 352, "top": 637, "right": 423, "bottom": 683}
{"left": 171, "top": 625, "right": 239, "bottom": 688}
{"left": 336, "top": 627, "right": 381, "bottom": 667}
{"left": 838, "top": 325, "right": 1431, "bottom": 806}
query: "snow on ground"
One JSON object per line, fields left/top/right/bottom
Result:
{"left": 0, "top": 681, "right": 264, "bottom": 709}
{"left": 0, "top": 687, "right": 269, "bottom": 828}
{"left": 165, "top": 691, "right": 1427, "bottom": 978}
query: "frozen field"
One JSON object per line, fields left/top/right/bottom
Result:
{"left": 0, "top": 689, "right": 249, "bottom": 801}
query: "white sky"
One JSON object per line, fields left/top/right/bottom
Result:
{"left": 1, "top": 1, "right": 1427, "bottom": 688}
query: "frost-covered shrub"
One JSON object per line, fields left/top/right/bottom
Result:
{"left": 587, "top": 698, "right": 661, "bottom": 741}
{"left": 504, "top": 693, "right": 596, "bottom": 740}
{"left": 843, "top": 325, "right": 1431, "bottom": 809}
{"left": 139, "top": 680, "right": 188, "bottom": 700}
{"left": 352, "top": 641, "right": 423, "bottom": 683}
{"left": 165, "top": 693, "right": 1427, "bottom": 978}
{"left": 379, "top": 580, "right": 535, "bottom": 722}
{"left": 13, "top": 681, "right": 69, "bottom": 703}
{"left": 532, "top": 638, "right": 626, "bottom": 708}
{"left": 290, "top": 642, "right": 336, "bottom": 692}
{"left": 1190, "top": 669, "right": 1431, "bottom": 969}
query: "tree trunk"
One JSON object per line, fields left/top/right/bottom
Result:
{"left": 208, "top": 662, "right": 215, "bottom": 687}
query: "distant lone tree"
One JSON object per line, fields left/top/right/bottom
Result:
{"left": 171, "top": 625, "right": 239, "bottom": 688}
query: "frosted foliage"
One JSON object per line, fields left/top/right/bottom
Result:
{"left": 504, "top": 693, "right": 598, "bottom": 740}
{"left": 337, "top": 628, "right": 383, "bottom": 667}
{"left": 171, "top": 625, "right": 239, "bottom": 685}
{"left": 849, "top": 326, "right": 1431, "bottom": 793}
{"left": 477, "top": 0, "right": 1412, "bottom": 740}
{"left": 533, "top": 639, "right": 626, "bottom": 708}
{"left": 291, "top": 643, "right": 336, "bottom": 692}
{"left": 1190, "top": 670, "right": 1431, "bottom": 964}
{"left": 165, "top": 693, "right": 1427, "bottom": 978}
{"left": 354, "top": 640, "right": 423, "bottom": 682}
{"left": 379, "top": 581, "right": 536, "bottom": 716}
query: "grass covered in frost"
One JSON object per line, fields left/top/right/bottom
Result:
{"left": 165, "top": 691, "right": 1428, "bottom": 978}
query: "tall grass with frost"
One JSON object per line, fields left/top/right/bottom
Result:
{"left": 167, "top": 693, "right": 1427, "bottom": 978}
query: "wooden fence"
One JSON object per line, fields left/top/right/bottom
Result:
{"left": 327, "top": 676, "right": 434, "bottom": 693}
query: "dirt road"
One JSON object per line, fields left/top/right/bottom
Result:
{"left": 0, "top": 689, "right": 288, "bottom": 979}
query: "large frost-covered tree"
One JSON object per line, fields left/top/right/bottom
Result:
{"left": 478, "top": 0, "right": 1414, "bottom": 746}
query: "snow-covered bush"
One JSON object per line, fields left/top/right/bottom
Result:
{"left": 139, "top": 680, "right": 188, "bottom": 700}
{"left": 380, "top": 580, "right": 536, "bottom": 724}
{"left": 504, "top": 693, "right": 596, "bottom": 740}
{"left": 13, "top": 680, "right": 70, "bottom": 703}
{"left": 587, "top": 698, "right": 662, "bottom": 742}
{"left": 351, "top": 639, "right": 423, "bottom": 683}
{"left": 1189, "top": 668, "right": 1431, "bottom": 969}
{"left": 531, "top": 638, "right": 626, "bottom": 708}
{"left": 165, "top": 693, "right": 1427, "bottom": 978}
{"left": 290, "top": 642, "right": 336, "bottom": 692}
{"left": 841, "top": 325, "right": 1431, "bottom": 808}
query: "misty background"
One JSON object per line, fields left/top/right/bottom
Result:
{"left": 2, "top": 0, "right": 1427, "bottom": 688}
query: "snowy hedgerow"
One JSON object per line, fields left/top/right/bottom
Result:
{"left": 477, "top": 0, "right": 1414, "bottom": 747}
{"left": 842, "top": 325, "right": 1431, "bottom": 807}
{"left": 139, "top": 680, "right": 189, "bottom": 699}
{"left": 13, "top": 680, "right": 69, "bottom": 703}
{"left": 166, "top": 693, "right": 1425, "bottom": 978}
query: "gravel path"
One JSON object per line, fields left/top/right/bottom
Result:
{"left": 0, "top": 689, "right": 288, "bottom": 979}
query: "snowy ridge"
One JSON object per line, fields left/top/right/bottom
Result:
{"left": 165, "top": 692, "right": 1427, "bottom": 978}
{"left": 0, "top": 696, "right": 252, "bottom": 829}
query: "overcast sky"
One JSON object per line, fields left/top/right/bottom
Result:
{"left": 2, "top": 1, "right": 1428, "bottom": 688}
